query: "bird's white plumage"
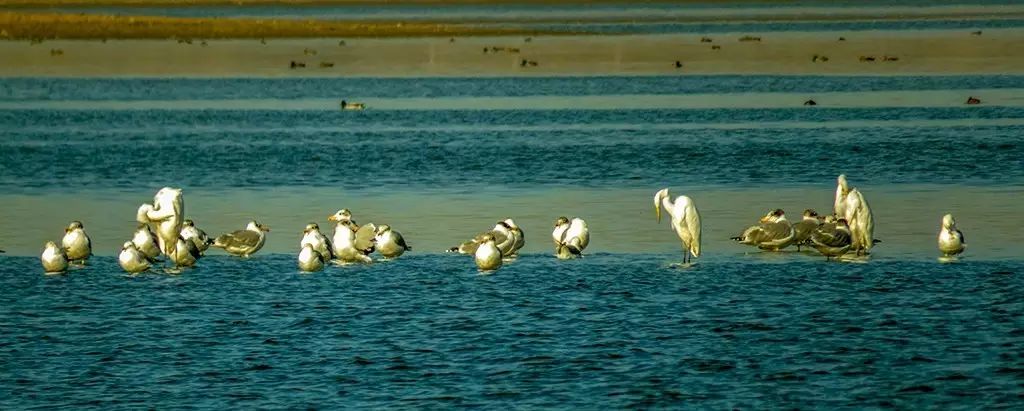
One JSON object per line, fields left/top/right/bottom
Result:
{"left": 654, "top": 188, "right": 701, "bottom": 263}
{"left": 139, "top": 187, "right": 184, "bottom": 259}
{"left": 118, "top": 241, "right": 151, "bottom": 273}
{"left": 298, "top": 244, "right": 325, "bottom": 271}
{"left": 301, "top": 223, "right": 333, "bottom": 260}
{"left": 374, "top": 224, "right": 410, "bottom": 258}
{"left": 40, "top": 241, "right": 68, "bottom": 273}
{"left": 61, "top": 221, "right": 91, "bottom": 262}
{"left": 843, "top": 188, "right": 874, "bottom": 254}
{"left": 475, "top": 235, "right": 503, "bottom": 271}
{"left": 938, "top": 214, "right": 966, "bottom": 256}
{"left": 132, "top": 224, "right": 161, "bottom": 261}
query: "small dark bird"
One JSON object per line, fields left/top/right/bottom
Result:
{"left": 804, "top": 99, "right": 817, "bottom": 106}
{"left": 711, "top": 45, "right": 721, "bottom": 50}
{"left": 674, "top": 60, "right": 683, "bottom": 68}
{"left": 966, "top": 96, "right": 981, "bottom": 105}
{"left": 290, "top": 60, "right": 306, "bottom": 69}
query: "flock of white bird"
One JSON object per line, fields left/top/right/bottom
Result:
{"left": 35, "top": 174, "right": 966, "bottom": 274}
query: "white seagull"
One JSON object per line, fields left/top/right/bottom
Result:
{"left": 301, "top": 222, "right": 334, "bottom": 261}
{"left": 180, "top": 219, "right": 212, "bottom": 254}
{"left": 810, "top": 217, "right": 853, "bottom": 260}
{"left": 61, "top": 220, "right": 92, "bottom": 263}
{"left": 329, "top": 218, "right": 375, "bottom": 264}
{"left": 504, "top": 218, "right": 525, "bottom": 257}
{"left": 938, "top": 214, "right": 966, "bottom": 257}
{"left": 552, "top": 216, "right": 590, "bottom": 259}
{"left": 171, "top": 236, "right": 202, "bottom": 267}
{"left": 375, "top": 224, "right": 411, "bottom": 258}
{"left": 137, "top": 187, "right": 184, "bottom": 260}
{"left": 132, "top": 224, "right": 161, "bottom": 262}
{"left": 792, "top": 209, "right": 822, "bottom": 251}
{"left": 298, "top": 243, "right": 326, "bottom": 272}
{"left": 118, "top": 241, "right": 151, "bottom": 273}
{"left": 731, "top": 209, "right": 796, "bottom": 251}
{"left": 475, "top": 233, "right": 503, "bottom": 271}
{"left": 212, "top": 221, "right": 270, "bottom": 257}
{"left": 654, "top": 188, "right": 701, "bottom": 264}
{"left": 40, "top": 241, "right": 68, "bottom": 274}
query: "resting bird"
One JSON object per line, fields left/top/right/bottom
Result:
{"left": 61, "top": 220, "right": 92, "bottom": 263}
{"left": 171, "top": 236, "right": 202, "bottom": 267}
{"left": 504, "top": 218, "right": 525, "bottom": 257}
{"left": 474, "top": 233, "right": 503, "bottom": 271}
{"left": 212, "top": 220, "right": 270, "bottom": 257}
{"left": 137, "top": 187, "right": 184, "bottom": 260}
{"left": 298, "top": 243, "right": 326, "bottom": 272}
{"left": 131, "top": 224, "right": 161, "bottom": 262}
{"left": 938, "top": 214, "right": 966, "bottom": 257}
{"left": 654, "top": 188, "right": 701, "bottom": 264}
{"left": 330, "top": 219, "right": 376, "bottom": 264}
{"left": 180, "top": 219, "right": 212, "bottom": 254}
{"left": 118, "top": 241, "right": 151, "bottom": 273}
{"left": 552, "top": 216, "right": 590, "bottom": 259}
{"left": 300, "top": 222, "right": 334, "bottom": 260}
{"left": 792, "top": 209, "right": 822, "bottom": 251}
{"left": 731, "top": 209, "right": 796, "bottom": 251}
{"left": 374, "top": 224, "right": 410, "bottom": 258}
{"left": 810, "top": 218, "right": 853, "bottom": 260}
{"left": 448, "top": 220, "right": 515, "bottom": 256}
{"left": 834, "top": 175, "right": 875, "bottom": 255}
{"left": 40, "top": 241, "right": 68, "bottom": 274}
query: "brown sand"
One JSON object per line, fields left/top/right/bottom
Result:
{"left": 1, "top": 29, "right": 1021, "bottom": 77}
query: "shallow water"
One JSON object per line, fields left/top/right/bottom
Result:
{"left": 1, "top": 73, "right": 1023, "bottom": 407}
{"left": 1, "top": 254, "right": 1022, "bottom": 408}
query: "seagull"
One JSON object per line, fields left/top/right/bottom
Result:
{"left": 298, "top": 243, "right": 325, "bottom": 272}
{"left": 503, "top": 218, "right": 525, "bottom": 257}
{"left": 118, "top": 241, "right": 151, "bottom": 273}
{"left": 330, "top": 220, "right": 375, "bottom": 264}
{"left": 375, "top": 224, "right": 411, "bottom": 258}
{"left": 834, "top": 175, "right": 875, "bottom": 255}
{"left": 137, "top": 187, "right": 184, "bottom": 260}
{"left": 211, "top": 221, "right": 270, "bottom": 257}
{"left": 300, "top": 222, "right": 334, "bottom": 260}
{"left": 180, "top": 219, "right": 212, "bottom": 254}
{"left": 552, "top": 216, "right": 590, "bottom": 259}
{"left": 792, "top": 209, "right": 822, "bottom": 251}
{"left": 731, "top": 209, "right": 796, "bottom": 251}
{"left": 131, "top": 224, "right": 161, "bottom": 262}
{"left": 810, "top": 218, "right": 853, "bottom": 260}
{"left": 475, "top": 233, "right": 503, "bottom": 271}
{"left": 40, "top": 241, "right": 68, "bottom": 274}
{"left": 938, "top": 214, "right": 966, "bottom": 257}
{"left": 328, "top": 209, "right": 354, "bottom": 225}
{"left": 654, "top": 188, "right": 701, "bottom": 264}
{"left": 171, "top": 236, "right": 202, "bottom": 267}
{"left": 61, "top": 221, "right": 92, "bottom": 263}
{"left": 448, "top": 221, "right": 515, "bottom": 256}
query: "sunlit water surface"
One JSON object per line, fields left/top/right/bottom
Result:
{"left": 1, "top": 74, "right": 1023, "bottom": 408}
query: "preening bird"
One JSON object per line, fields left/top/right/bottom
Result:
{"left": 654, "top": 188, "right": 701, "bottom": 264}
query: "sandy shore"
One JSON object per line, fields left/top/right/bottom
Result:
{"left": 1, "top": 29, "right": 1021, "bottom": 77}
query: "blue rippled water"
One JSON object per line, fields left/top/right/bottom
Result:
{"left": 2, "top": 74, "right": 1023, "bottom": 408}
{"left": 1, "top": 255, "right": 1022, "bottom": 408}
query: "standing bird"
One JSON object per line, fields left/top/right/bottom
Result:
{"left": 552, "top": 216, "right": 590, "bottom": 259}
{"left": 61, "top": 221, "right": 92, "bottom": 263}
{"left": 180, "top": 219, "right": 212, "bottom": 254}
{"left": 731, "top": 209, "right": 796, "bottom": 251}
{"left": 792, "top": 209, "right": 822, "bottom": 251}
{"left": 810, "top": 218, "right": 853, "bottom": 260}
{"left": 300, "top": 222, "right": 334, "bottom": 260}
{"left": 40, "top": 241, "right": 68, "bottom": 274}
{"left": 171, "top": 236, "right": 202, "bottom": 267}
{"left": 330, "top": 220, "right": 375, "bottom": 263}
{"left": 374, "top": 224, "right": 411, "bottom": 258}
{"left": 504, "top": 218, "right": 525, "bottom": 257}
{"left": 834, "top": 175, "right": 875, "bottom": 255}
{"left": 298, "top": 243, "right": 326, "bottom": 272}
{"left": 654, "top": 188, "right": 702, "bottom": 264}
{"left": 137, "top": 187, "right": 184, "bottom": 260}
{"left": 211, "top": 221, "right": 270, "bottom": 257}
{"left": 131, "top": 224, "right": 161, "bottom": 261}
{"left": 475, "top": 233, "right": 503, "bottom": 271}
{"left": 938, "top": 214, "right": 966, "bottom": 257}
{"left": 118, "top": 241, "right": 151, "bottom": 273}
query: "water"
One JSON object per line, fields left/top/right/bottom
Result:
{"left": 1, "top": 74, "right": 1023, "bottom": 407}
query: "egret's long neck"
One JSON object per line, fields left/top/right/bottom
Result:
{"left": 661, "top": 195, "right": 675, "bottom": 217}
